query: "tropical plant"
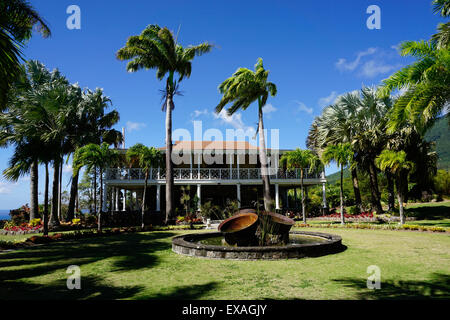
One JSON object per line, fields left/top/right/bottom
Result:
{"left": 215, "top": 58, "right": 277, "bottom": 211}
{"left": 0, "top": 0, "right": 51, "bottom": 110}
{"left": 307, "top": 90, "right": 364, "bottom": 212}
{"left": 117, "top": 24, "right": 213, "bottom": 224}
{"left": 73, "top": 142, "right": 120, "bottom": 231}
{"left": 322, "top": 143, "right": 354, "bottom": 224}
{"left": 380, "top": 41, "right": 450, "bottom": 133}
{"left": 431, "top": 0, "right": 450, "bottom": 49}
{"left": 280, "top": 148, "right": 320, "bottom": 223}
{"left": 66, "top": 88, "right": 122, "bottom": 221}
{"left": 376, "top": 150, "right": 414, "bottom": 225}
{"left": 126, "top": 143, "right": 163, "bottom": 228}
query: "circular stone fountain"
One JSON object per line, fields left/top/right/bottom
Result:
{"left": 172, "top": 210, "right": 343, "bottom": 260}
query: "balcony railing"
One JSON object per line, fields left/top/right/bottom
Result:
{"left": 105, "top": 168, "right": 323, "bottom": 181}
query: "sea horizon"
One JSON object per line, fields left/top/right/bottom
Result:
{"left": 0, "top": 209, "right": 10, "bottom": 220}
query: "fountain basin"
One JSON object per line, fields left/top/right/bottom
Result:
{"left": 172, "top": 231, "right": 343, "bottom": 260}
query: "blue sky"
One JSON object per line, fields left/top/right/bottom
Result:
{"left": 0, "top": 0, "right": 444, "bottom": 209}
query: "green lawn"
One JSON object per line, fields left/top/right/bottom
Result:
{"left": 0, "top": 227, "right": 449, "bottom": 300}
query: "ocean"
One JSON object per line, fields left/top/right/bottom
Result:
{"left": 0, "top": 210, "right": 10, "bottom": 220}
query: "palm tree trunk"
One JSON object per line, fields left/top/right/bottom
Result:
{"left": 29, "top": 159, "right": 38, "bottom": 221}
{"left": 67, "top": 170, "right": 79, "bottom": 221}
{"left": 340, "top": 164, "right": 345, "bottom": 224}
{"left": 49, "top": 160, "right": 60, "bottom": 227}
{"left": 142, "top": 170, "right": 148, "bottom": 228}
{"left": 93, "top": 166, "right": 97, "bottom": 214}
{"left": 43, "top": 162, "right": 49, "bottom": 236}
{"left": 58, "top": 159, "right": 62, "bottom": 220}
{"left": 258, "top": 104, "right": 272, "bottom": 212}
{"left": 351, "top": 168, "right": 362, "bottom": 213}
{"left": 98, "top": 168, "right": 103, "bottom": 232}
{"left": 386, "top": 171, "right": 395, "bottom": 212}
{"left": 368, "top": 160, "right": 383, "bottom": 214}
{"left": 165, "top": 89, "right": 175, "bottom": 224}
{"left": 300, "top": 169, "right": 306, "bottom": 223}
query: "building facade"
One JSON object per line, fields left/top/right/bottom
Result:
{"left": 102, "top": 141, "right": 328, "bottom": 214}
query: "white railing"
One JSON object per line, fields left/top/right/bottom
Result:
{"left": 105, "top": 168, "right": 322, "bottom": 181}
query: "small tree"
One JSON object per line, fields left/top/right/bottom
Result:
{"left": 376, "top": 150, "right": 414, "bottom": 225}
{"left": 126, "top": 143, "right": 163, "bottom": 228}
{"left": 73, "top": 143, "right": 119, "bottom": 231}
{"left": 280, "top": 148, "right": 320, "bottom": 223}
{"left": 322, "top": 143, "right": 353, "bottom": 224}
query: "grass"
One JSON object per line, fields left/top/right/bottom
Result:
{"left": 0, "top": 227, "right": 449, "bottom": 300}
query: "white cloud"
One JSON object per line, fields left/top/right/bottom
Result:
{"left": 126, "top": 121, "right": 146, "bottom": 132}
{"left": 0, "top": 182, "right": 12, "bottom": 194}
{"left": 359, "top": 60, "right": 399, "bottom": 78}
{"left": 335, "top": 47, "right": 401, "bottom": 78}
{"left": 191, "top": 109, "right": 209, "bottom": 118}
{"left": 335, "top": 47, "right": 377, "bottom": 72}
{"left": 294, "top": 101, "right": 313, "bottom": 114}
{"left": 262, "top": 104, "right": 277, "bottom": 114}
{"left": 318, "top": 91, "right": 339, "bottom": 108}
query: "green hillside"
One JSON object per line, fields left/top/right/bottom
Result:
{"left": 326, "top": 117, "right": 449, "bottom": 182}
{"left": 425, "top": 116, "right": 450, "bottom": 170}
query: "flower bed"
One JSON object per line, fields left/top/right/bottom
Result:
{"left": 1, "top": 220, "right": 43, "bottom": 235}
{"left": 295, "top": 222, "right": 448, "bottom": 233}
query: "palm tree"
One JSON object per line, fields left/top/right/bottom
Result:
{"left": 376, "top": 150, "right": 414, "bottom": 225}
{"left": 280, "top": 148, "right": 319, "bottom": 223}
{"left": 431, "top": 0, "right": 450, "bottom": 49}
{"left": 216, "top": 58, "right": 277, "bottom": 211}
{"left": 379, "top": 40, "right": 449, "bottom": 133}
{"left": 73, "top": 142, "right": 119, "bottom": 231}
{"left": 322, "top": 143, "right": 353, "bottom": 224}
{"left": 126, "top": 143, "right": 163, "bottom": 228}
{"left": 307, "top": 91, "right": 364, "bottom": 213}
{"left": 65, "top": 88, "right": 122, "bottom": 221}
{"left": 0, "top": 0, "right": 50, "bottom": 110}
{"left": 117, "top": 24, "right": 213, "bottom": 224}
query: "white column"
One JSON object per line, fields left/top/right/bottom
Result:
{"left": 322, "top": 182, "right": 327, "bottom": 208}
{"left": 190, "top": 152, "right": 193, "bottom": 179}
{"left": 156, "top": 184, "right": 161, "bottom": 211}
{"left": 197, "top": 184, "right": 201, "bottom": 211}
{"left": 275, "top": 184, "right": 280, "bottom": 210}
{"left": 237, "top": 184, "right": 241, "bottom": 208}
{"left": 122, "top": 189, "right": 126, "bottom": 211}
{"left": 115, "top": 188, "right": 119, "bottom": 211}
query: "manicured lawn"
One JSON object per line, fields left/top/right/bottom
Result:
{"left": 0, "top": 227, "right": 449, "bottom": 300}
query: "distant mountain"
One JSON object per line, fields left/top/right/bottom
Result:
{"left": 425, "top": 116, "right": 450, "bottom": 170}
{"left": 326, "top": 116, "right": 449, "bottom": 182}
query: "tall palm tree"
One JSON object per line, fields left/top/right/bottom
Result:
{"left": 126, "top": 143, "right": 163, "bottom": 228}
{"left": 376, "top": 150, "right": 414, "bottom": 225}
{"left": 280, "top": 148, "right": 319, "bottom": 223}
{"left": 322, "top": 143, "right": 353, "bottom": 224}
{"left": 0, "top": 0, "right": 50, "bottom": 110}
{"left": 116, "top": 24, "right": 213, "bottom": 224}
{"left": 0, "top": 60, "right": 66, "bottom": 221}
{"left": 73, "top": 142, "right": 119, "bottom": 231}
{"left": 216, "top": 58, "right": 277, "bottom": 211}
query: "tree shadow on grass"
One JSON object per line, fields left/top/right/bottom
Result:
{"left": 138, "top": 282, "right": 220, "bottom": 300}
{"left": 1, "top": 275, "right": 144, "bottom": 300}
{"left": 333, "top": 273, "right": 450, "bottom": 299}
{"left": 406, "top": 205, "right": 450, "bottom": 221}
{"left": 0, "top": 232, "right": 178, "bottom": 299}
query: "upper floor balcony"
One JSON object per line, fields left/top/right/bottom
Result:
{"left": 105, "top": 167, "right": 326, "bottom": 183}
